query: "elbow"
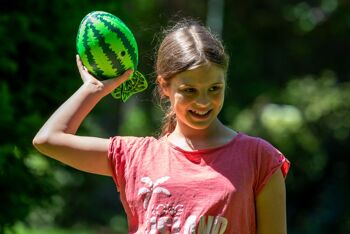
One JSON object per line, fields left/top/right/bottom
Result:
{"left": 33, "top": 131, "right": 65, "bottom": 155}
{"left": 32, "top": 133, "right": 51, "bottom": 153}
{"left": 33, "top": 135, "right": 45, "bottom": 151}
{"left": 33, "top": 135, "right": 45, "bottom": 147}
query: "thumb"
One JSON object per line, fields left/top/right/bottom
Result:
{"left": 103, "top": 69, "right": 133, "bottom": 90}
{"left": 118, "top": 69, "right": 134, "bottom": 83}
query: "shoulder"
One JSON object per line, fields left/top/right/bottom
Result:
{"left": 108, "top": 136, "right": 165, "bottom": 165}
{"left": 231, "top": 132, "right": 262, "bottom": 152}
{"left": 110, "top": 135, "right": 159, "bottom": 148}
{"left": 238, "top": 132, "right": 290, "bottom": 179}
{"left": 235, "top": 132, "right": 280, "bottom": 154}
{"left": 234, "top": 132, "right": 289, "bottom": 172}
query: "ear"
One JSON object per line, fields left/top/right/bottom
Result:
{"left": 157, "top": 75, "right": 170, "bottom": 97}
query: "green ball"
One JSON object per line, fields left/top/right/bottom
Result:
{"left": 76, "top": 11, "right": 147, "bottom": 101}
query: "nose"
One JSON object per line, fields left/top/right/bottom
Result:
{"left": 195, "top": 92, "right": 210, "bottom": 107}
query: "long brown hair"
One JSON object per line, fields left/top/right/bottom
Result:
{"left": 154, "top": 19, "right": 229, "bottom": 136}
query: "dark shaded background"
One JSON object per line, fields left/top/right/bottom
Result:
{"left": 1, "top": 0, "right": 349, "bottom": 233}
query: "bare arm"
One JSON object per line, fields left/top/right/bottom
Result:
{"left": 32, "top": 55, "right": 132, "bottom": 176}
{"left": 256, "top": 169, "right": 287, "bottom": 234}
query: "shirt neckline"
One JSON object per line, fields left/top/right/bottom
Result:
{"left": 164, "top": 132, "right": 243, "bottom": 155}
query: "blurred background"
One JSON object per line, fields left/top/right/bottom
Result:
{"left": 1, "top": 0, "right": 349, "bottom": 233}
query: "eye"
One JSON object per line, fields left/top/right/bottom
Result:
{"left": 209, "top": 85, "right": 222, "bottom": 92}
{"left": 120, "top": 51, "right": 126, "bottom": 57}
{"left": 180, "top": 87, "right": 196, "bottom": 93}
{"left": 185, "top": 88, "right": 195, "bottom": 92}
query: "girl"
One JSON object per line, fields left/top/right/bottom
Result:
{"left": 33, "top": 20, "right": 290, "bottom": 233}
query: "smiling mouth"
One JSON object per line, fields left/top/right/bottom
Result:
{"left": 189, "top": 109, "right": 212, "bottom": 118}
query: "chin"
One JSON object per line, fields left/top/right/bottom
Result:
{"left": 186, "top": 120, "right": 217, "bottom": 131}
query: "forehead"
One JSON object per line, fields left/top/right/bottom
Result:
{"left": 171, "top": 63, "right": 225, "bottom": 86}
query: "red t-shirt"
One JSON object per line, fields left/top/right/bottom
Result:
{"left": 108, "top": 132, "right": 290, "bottom": 234}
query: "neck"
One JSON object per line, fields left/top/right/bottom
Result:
{"left": 173, "top": 118, "right": 222, "bottom": 140}
{"left": 168, "top": 119, "right": 236, "bottom": 150}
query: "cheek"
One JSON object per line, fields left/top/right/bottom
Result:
{"left": 173, "top": 93, "right": 183, "bottom": 105}
{"left": 172, "top": 93, "right": 191, "bottom": 110}
{"left": 213, "top": 92, "right": 225, "bottom": 104}
{"left": 212, "top": 93, "right": 225, "bottom": 113}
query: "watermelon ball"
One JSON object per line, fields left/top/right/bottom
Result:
{"left": 76, "top": 11, "right": 148, "bottom": 102}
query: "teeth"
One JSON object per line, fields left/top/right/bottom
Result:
{"left": 192, "top": 110, "right": 209, "bottom": 115}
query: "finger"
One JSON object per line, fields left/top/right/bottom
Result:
{"left": 76, "top": 55, "right": 94, "bottom": 83}
{"left": 76, "top": 55, "right": 85, "bottom": 75}
{"left": 118, "top": 69, "right": 133, "bottom": 84}
{"left": 103, "top": 69, "right": 133, "bottom": 89}
{"left": 76, "top": 54, "right": 82, "bottom": 68}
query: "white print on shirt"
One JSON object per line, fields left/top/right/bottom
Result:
{"left": 183, "top": 215, "right": 196, "bottom": 233}
{"left": 184, "top": 215, "right": 228, "bottom": 234}
{"left": 137, "top": 176, "right": 228, "bottom": 233}
{"left": 138, "top": 176, "right": 171, "bottom": 209}
{"left": 148, "top": 203, "right": 184, "bottom": 234}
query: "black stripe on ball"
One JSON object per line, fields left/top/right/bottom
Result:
{"left": 83, "top": 20, "right": 105, "bottom": 78}
{"left": 89, "top": 20, "right": 125, "bottom": 77}
{"left": 96, "top": 13, "right": 138, "bottom": 68}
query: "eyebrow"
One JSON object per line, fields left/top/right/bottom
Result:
{"left": 179, "top": 82, "right": 224, "bottom": 87}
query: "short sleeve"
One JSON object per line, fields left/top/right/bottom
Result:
{"left": 108, "top": 136, "right": 155, "bottom": 192}
{"left": 108, "top": 136, "right": 126, "bottom": 191}
{"left": 254, "top": 138, "right": 290, "bottom": 195}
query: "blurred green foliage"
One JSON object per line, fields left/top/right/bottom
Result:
{"left": 0, "top": 0, "right": 349, "bottom": 233}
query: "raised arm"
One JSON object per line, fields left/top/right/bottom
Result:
{"left": 32, "top": 55, "right": 132, "bottom": 176}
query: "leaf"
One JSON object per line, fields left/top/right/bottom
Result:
{"left": 154, "top": 176, "right": 170, "bottom": 187}
{"left": 153, "top": 187, "right": 171, "bottom": 196}
{"left": 137, "top": 187, "right": 150, "bottom": 196}
{"left": 140, "top": 176, "right": 153, "bottom": 187}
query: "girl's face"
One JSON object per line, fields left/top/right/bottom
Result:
{"left": 161, "top": 63, "right": 226, "bottom": 133}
